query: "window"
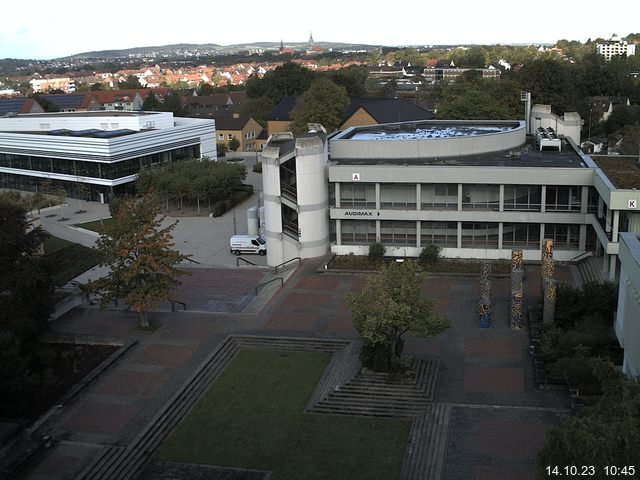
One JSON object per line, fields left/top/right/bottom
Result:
{"left": 218, "top": 134, "right": 224, "bottom": 140}
{"left": 545, "top": 224, "right": 579, "bottom": 249}
{"left": 461, "top": 222, "right": 499, "bottom": 247}
{"left": 421, "top": 184, "right": 457, "bottom": 210}
{"left": 545, "top": 186, "right": 581, "bottom": 211}
{"left": 502, "top": 223, "right": 540, "bottom": 248}
{"left": 227, "top": 134, "right": 233, "bottom": 140}
{"left": 380, "top": 221, "right": 416, "bottom": 245}
{"left": 380, "top": 184, "right": 416, "bottom": 209}
{"left": 340, "top": 183, "right": 376, "bottom": 208}
{"left": 341, "top": 220, "right": 376, "bottom": 245}
{"left": 503, "top": 185, "right": 542, "bottom": 211}
{"left": 462, "top": 185, "right": 500, "bottom": 210}
{"left": 421, "top": 221, "right": 458, "bottom": 247}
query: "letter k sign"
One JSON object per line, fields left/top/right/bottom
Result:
{"left": 630, "top": 199, "right": 638, "bottom": 209}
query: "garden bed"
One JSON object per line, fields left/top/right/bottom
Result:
{"left": 327, "top": 254, "right": 511, "bottom": 275}
{"left": 43, "top": 236, "right": 100, "bottom": 286}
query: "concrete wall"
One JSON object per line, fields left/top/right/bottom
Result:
{"left": 295, "top": 135, "right": 329, "bottom": 259}
{"left": 529, "top": 105, "right": 581, "bottom": 144}
{"left": 615, "top": 233, "right": 640, "bottom": 377}
{"left": 331, "top": 120, "right": 525, "bottom": 160}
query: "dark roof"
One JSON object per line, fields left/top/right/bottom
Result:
{"left": 265, "top": 96, "right": 296, "bottom": 121}
{"left": 214, "top": 115, "right": 253, "bottom": 130}
{"left": 265, "top": 96, "right": 435, "bottom": 125}
{"left": 40, "top": 93, "right": 88, "bottom": 110}
{"left": 0, "top": 98, "right": 30, "bottom": 116}
{"left": 0, "top": 97, "right": 42, "bottom": 117}
{"left": 343, "top": 98, "right": 435, "bottom": 124}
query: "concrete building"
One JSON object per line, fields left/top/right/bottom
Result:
{"left": 0, "top": 111, "right": 216, "bottom": 202}
{"left": 597, "top": 35, "right": 636, "bottom": 61}
{"left": 260, "top": 108, "right": 640, "bottom": 278}
{"left": 615, "top": 232, "right": 640, "bottom": 377}
{"left": 329, "top": 118, "right": 640, "bottom": 279}
{"left": 260, "top": 129, "right": 329, "bottom": 267}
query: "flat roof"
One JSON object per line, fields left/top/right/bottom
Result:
{"left": 346, "top": 124, "right": 518, "bottom": 141}
{"left": 593, "top": 156, "right": 640, "bottom": 189}
{"left": 18, "top": 111, "right": 157, "bottom": 118}
{"left": 0, "top": 128, "right": 146, "bottom": 138}
{"left": 331, "top": 137, "right": 587, "bottom": 168}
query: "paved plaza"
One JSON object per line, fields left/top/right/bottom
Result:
{"left": 14, "top": 255, "right": 575, "bottom": 480}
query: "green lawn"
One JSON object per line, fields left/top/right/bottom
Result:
{"left": 74, "top": 217, "right": 114, "bottom": 233}
{"left": 43, "top": 235, "right": 100, "bottom": 286}
{"left": 157, "top": 349, "right": 411, "bottom": 480}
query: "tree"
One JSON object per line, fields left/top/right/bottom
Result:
{"left": 142, "top": 91, "right": 161, "bottom": 111}
{"left": 290, "top": 78, "right": 349, "bottom": 134}
{"left": 119, "top": 74, "right": 141, "bottom": 89}
{"left": 0, "top": 200, "right": 54, "bottom": 344}
{"left": 246, "top": 62, "right": 316, "bottom": 103}
{"left": 85, "top": 193, "right": 191, "bottom": 327}
{"left": 228, "top": 137, "right": 240, "bottom": 152}
{"left": 538, "top": 360, "right": 640, "bottom": 474}
{"left": 345, "top": 261, "right": 450, "bottom": 371}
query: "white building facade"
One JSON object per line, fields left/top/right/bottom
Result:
{"left": 597, "top": 36, "right": 637, "bottom": 61}
{"left": 615, "top": 233, "right": 640, "bottom": 377}
{"left": 0, "top": 111, "right": 216, "bottom": 202}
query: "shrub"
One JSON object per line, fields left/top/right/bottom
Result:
{"left": 228, "top": 138, "right": 240, "bottom": 152}
{"left": 253, "top": 162, "right": 263, "bottom": 173}
{"left": 419, "top": 244, "right": 441, "bottom": 266}
{"left": 211, "top": 200, "right": 226, "bottom": 217}
{"left": 216, "top": 142, "right": 227, "bottom": 157}
{"left": 368, "top": 242, "right": 385, "bottom": 262}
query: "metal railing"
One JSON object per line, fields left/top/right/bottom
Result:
{"left": 274, "top": 257, "right": 301, "bottom": 274}
{"left": 570, "top": 251, "right": 592, "bottom": 264}
{"left": 254, "top": 277, "right": 284, "bottom": 296}
{"left": 170, "top": 300, "right": 187, "bottom": 312}
{"left": 236, "top": 257, "right": 257, "bottom": 266}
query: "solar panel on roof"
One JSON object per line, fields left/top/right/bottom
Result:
{"left": 42, "top": 94, "right": 85, "bottom": 109}
{"left": 48, "top": 129, "right": 73, "bottom": 136}
{"left": 0, "top": 99, "right": 25, "bottom": 116}
{"left": 70, "top": 129, "right": 102, "bottom": 137}
{"left": 92, "top": 129, "right": 136, "bottom": 138}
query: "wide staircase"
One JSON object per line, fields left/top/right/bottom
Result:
{"left": 577, "top": 256, "right": 603, "bottom": 284}
{"left": 308, "top": 357, "right": 440, "bottom": 418}
{"left": 400, "top": 404, "right": 453, "bottom": 480}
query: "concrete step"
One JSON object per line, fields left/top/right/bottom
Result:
{"left": 400, "top": 404, "right": 452, "bottom": 480}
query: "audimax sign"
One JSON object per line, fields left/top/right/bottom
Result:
{"left": 343, "top": 211, "right": 381, "bottom": 216}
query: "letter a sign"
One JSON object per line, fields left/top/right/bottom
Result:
{"left": 352, "top": 173, "right": 360, "bottom": 181}
{"left": 630, "top": 199, "right": 638, "bottom": 209}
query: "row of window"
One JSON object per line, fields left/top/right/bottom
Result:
{"left": 0, "top": 146, "right": 199, "bottom": 180}
{"left": 217, "top": 132, "right": 257, "bottom": 141}
{"left": 337, "top": 183, "right": 596, "bottom": 212}
{"left": 339, "top": 220, "right": 586, "bottom": 249}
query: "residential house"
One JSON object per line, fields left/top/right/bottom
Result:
{"left": 339, "top": 98, "right": 435, "bottom": 130}
{"left": 29, "top": 75, "right": 76, "bottom": 93}
{"left": 39, "top": 93, "right": 99, "bottom": 112}
{"left": 587, "top": 96, "right": 631, "bottom": 124}
{"left": 214, "top": 114, "right": 263, "bottom": 152}
{"left": 265, "top": 97, "right": 436, "bottom": 135}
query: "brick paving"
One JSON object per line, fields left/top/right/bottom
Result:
{"left": 18, "top": 261, "right": 575, "bottom": 480}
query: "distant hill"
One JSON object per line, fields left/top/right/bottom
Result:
{"left": 61, "top": 41, "right": 378, "bottom": 59}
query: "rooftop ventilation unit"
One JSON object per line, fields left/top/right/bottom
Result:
{"left": 536, "top": 127, "right": 561, "bottom": 151}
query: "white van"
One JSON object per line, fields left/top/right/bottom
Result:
{"left": 229, "top": 235, "right": 266, "bottom": 256}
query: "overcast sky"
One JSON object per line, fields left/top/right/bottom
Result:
{"left": 1, "top": 0, "right": 639, "bottom": 59}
